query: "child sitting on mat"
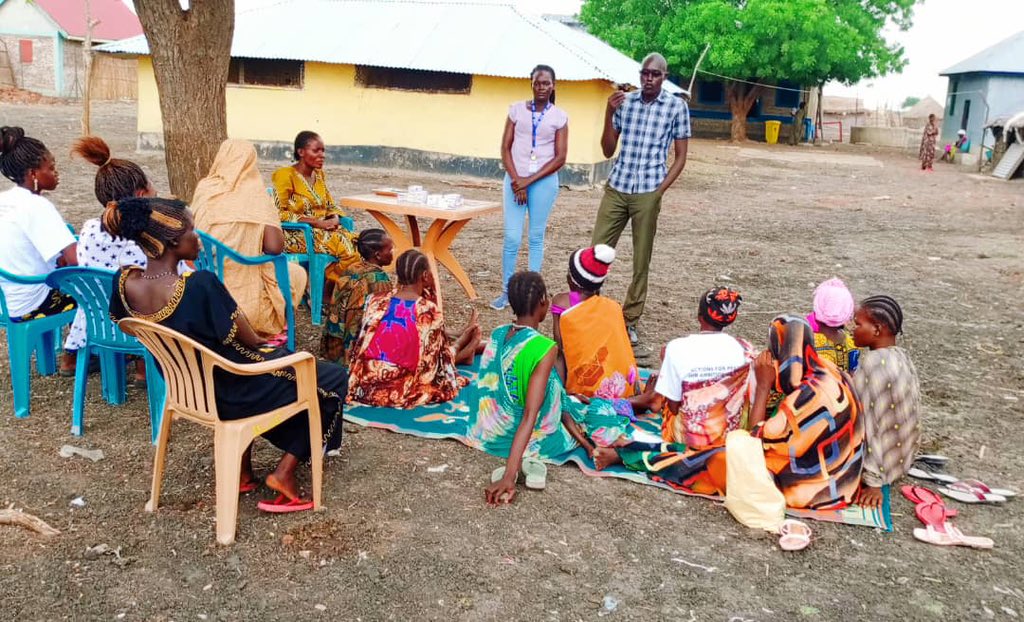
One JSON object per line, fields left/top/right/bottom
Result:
{"left": 347, "top": 249, "right": 480, "bottom": 408}
{"left": 806, "top": 277, "right": 861, "bottom": 373}
{"left": 851, "top": 295, "right": 921, "bottom": 508}
{"left": 320, "top": 229, "right": 394, "bottom": 370}
{"left": 550, "top": 244, "right": 658, "bottom": 414}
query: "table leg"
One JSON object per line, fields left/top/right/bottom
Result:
{"left": 406, "top": 215, "right": 422, "bottom": 246}
{"left": 422, "top": 218, "right": 476, "bottom": 300}
{"left": 365, "top": 210, "right": 414, "bottom": 269}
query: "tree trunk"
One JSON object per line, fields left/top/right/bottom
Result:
{"left": 724, "top": 81, "right": 764, "bottom": 142}
{"left": 134, "top": 0, "right": 235, "bottom": 201}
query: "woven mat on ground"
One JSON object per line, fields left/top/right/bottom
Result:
{"left": 343, "top": 363, "right": 892, "bottom": 531}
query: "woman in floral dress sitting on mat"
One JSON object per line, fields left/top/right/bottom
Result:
{"left": 347, "top": 249, "right": 480, "bottom": 408}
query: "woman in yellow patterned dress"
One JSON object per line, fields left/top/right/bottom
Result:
{"left": 272, "top": 131, "right": 359, "bottom": 274}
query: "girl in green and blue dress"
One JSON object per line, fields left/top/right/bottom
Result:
{"left": 466, "top": 271, "right": 632, "bottom": 505}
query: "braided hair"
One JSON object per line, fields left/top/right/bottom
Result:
{"left": 508, "top": 271, "right": 547, "bottom": 316}
{"left": 396, "top": 249, "right": 430, "bottom": 286}
{"left": 72, "top": 136, "right": 150, "bottom": 208}
{"left": 531, "top": 64, "right": 556, "bottom": 104}
{"left": 293, "top": 130, "right": 320, "bottom": 161}
{"left": 102, "top": 197, "right": 191, "bottom": 259}
{"left": 860, "top": 295, "right": 904, "bottom": 335}
{"left": 355, "top": 228, "right": 389, "bottom": 261}
{"left": 0, "top": 126, "right": 49, "bottom": 184}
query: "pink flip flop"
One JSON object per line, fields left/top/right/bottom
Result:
{"left": 915, "top": 502, "right": 953, "bottom": 528}
{"left": 901, "top": 485, "right": 957, "bottom": 518}
{"left": 778, "top": 519, "right": 812, "bottom": 551}
{"left": 257, "top": 493, "right": 314, "bottom": 514}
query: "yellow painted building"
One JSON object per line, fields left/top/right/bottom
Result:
{"left": 105, "top": 0, "right": 682, "bottom": 184}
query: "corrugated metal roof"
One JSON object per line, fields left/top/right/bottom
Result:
{"left": 940, "top": 30, "right": 1024, "bottom": 76}
{"left": 97, "top": 0, "right": 680, "bottom": 90}
{"left": 33, "top": 0, "right": 143, "bottom": 42}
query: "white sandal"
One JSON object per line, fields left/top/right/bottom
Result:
{"left": 778, "top": 519, "right": 812, "bottom": 551}
{"left": 491, "top": 458, "right": 547, "bottom": 490}
{"left": 522, "top": 458, "right": 547, "bottom": 490}
{"left": 938, "top": 481, "right": 1008, "bottom": 504}
{"left": 913, "top": 523, "right": 994, "bottom": 549}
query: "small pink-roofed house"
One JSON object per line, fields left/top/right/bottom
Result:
{"left": 0, "top": 0, "right": 142, "bottom": 98}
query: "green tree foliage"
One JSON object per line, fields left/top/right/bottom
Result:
{"left": 581, "top": 0, "right": 919, "bottom": 140}
{"left": 901, "top": 96, "right": 921, "bottom": 109}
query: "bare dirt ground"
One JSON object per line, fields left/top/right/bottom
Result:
{"left": 1, "top": 101, "right": 1022, "bottom": 621}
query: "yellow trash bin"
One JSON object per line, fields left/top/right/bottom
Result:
{"left": 765, "top": 120, "right": 781, "bottom": 144}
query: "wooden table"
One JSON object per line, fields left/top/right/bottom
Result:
{"left": 339, "top": 194, "right": 501, "bottom": 306}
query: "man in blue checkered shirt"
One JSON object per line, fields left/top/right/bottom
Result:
{"left": 593, "top": 52, "right": 691, "bottom": 346}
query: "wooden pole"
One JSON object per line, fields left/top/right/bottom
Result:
{"left": 816, "top": 83, "right": 824, "bottom": 144}
{"left": 81, "top": 0, "right": 98, "bottom": 135}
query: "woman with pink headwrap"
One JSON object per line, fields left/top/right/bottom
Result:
{"left": 806, "top": 278, "right": 861, "bottom": 373}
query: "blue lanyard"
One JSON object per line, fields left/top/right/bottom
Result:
{"left": 530, "top": 100, "right": 551, "bottom": 151}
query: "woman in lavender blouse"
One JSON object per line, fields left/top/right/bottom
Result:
{"left": 491, "top": 64, "right": 569, "bottom": 310}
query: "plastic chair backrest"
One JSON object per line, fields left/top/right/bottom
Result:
{"left": 0, "top": 266, "right": 48, "bottom": 327}
{"left": 45, "top": 267, "right": 139, "bottom": 350}
{"left": 119, "top": 317, "right": 222, "bottom": 425}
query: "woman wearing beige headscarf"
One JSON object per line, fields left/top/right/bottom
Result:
{"left": 192, "top": 139, "right": 307, "bottom": 339}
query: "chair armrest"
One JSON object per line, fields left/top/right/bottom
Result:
{"left": 281, "top": 222, "right": 316, "bottom": 259}
{"left": 212, "top": 349, "right": 315, "bottom": 377}
{"left": 216, "top": 246, "right": 287, "bottom": 267}
{"left": 0, "top": 267, "right": 50, "bottom": 285}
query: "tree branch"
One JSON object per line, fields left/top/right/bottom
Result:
{"left": 0, "top": 507, "right": 61, "bottom": 537}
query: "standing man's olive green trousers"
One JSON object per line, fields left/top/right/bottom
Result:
{"left": 591, "top": 186, "right": 662, "bottom": 326}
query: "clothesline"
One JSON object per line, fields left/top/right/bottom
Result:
{"left": 681, "top": 68, "right": 809, "bottom": 93}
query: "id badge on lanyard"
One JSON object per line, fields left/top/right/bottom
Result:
{"left": 529, "top": 101, "right": 550, "bottom": 175}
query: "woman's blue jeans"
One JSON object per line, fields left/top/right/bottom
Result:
{"left": 500, "top": 172, "right": 559, "bottom": 292}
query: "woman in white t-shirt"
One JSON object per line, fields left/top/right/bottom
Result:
{"left": 0, "top": 126, "right": 78, "bottom": 369}
{"left": 653, "top": 286, "right": 755, "bottom": 452}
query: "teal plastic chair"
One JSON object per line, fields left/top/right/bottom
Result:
{"left": 195, "top": 230, "right": 296, "bottom": 351}
{"left": 0, "top": 267, "right": 77, "bottom": 418}
{"left": 269, "top": 185, "right": 353, "bottom": 326}
{"left": 281, "top": 221, "right": 343, "bottom": 326}
{"left": 46, "top": 267, "right": 166, "bottom": 442}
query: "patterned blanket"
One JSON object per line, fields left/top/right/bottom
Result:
{"left": 343, "top": 362, "right": 892, "bottom": 531}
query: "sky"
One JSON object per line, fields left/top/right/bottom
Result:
{"left": 513, "top": 0, "right": 1023, "bottom": 109}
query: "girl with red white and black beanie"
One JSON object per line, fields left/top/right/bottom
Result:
{"left": 550, "top": 245, "right": 659, "bottom": 417}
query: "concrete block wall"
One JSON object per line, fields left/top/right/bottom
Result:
{"left": 850, "top": 126, "right": 920, "bottom": 152}
{"left": 0, "top": 35, "right": 56, "bottom": 94}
